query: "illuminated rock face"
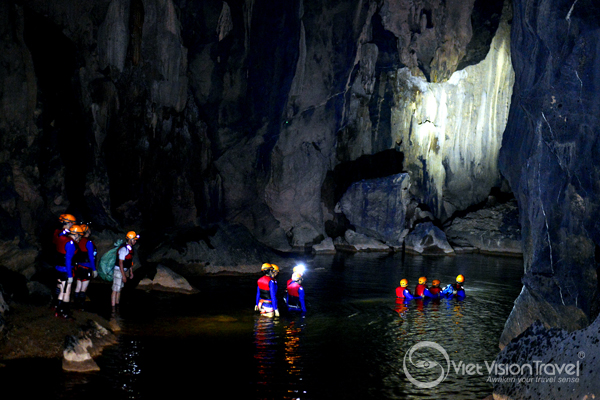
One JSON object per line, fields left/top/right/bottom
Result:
{"left": 391, "top": 8, "right": 514, "bottom": 221}
{"left": 498, "top": 0, "right": 600, "bottom": 345}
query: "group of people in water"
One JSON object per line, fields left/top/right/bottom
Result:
{"left": 255, "top": 261, "right": 466, "bottom": 318}
{"left": 255, "top": 263, "right": 307, "bottom": 317}
{"left": 396, "top": 275, "right": 466, "bottom": 300}
{"left": 50, "top": 213, "right": 139, "bottom": 319}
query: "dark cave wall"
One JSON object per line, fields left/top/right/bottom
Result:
{"left": 498, "top": 0, "right": 600, "bottom": 346}
{"left": 1, "top": 0, "right": 488, "bottom": 249}
{"left": 0, "top": 1, "right": 517, "bottom": 277}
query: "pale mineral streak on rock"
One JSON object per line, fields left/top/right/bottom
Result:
{"left": 391, "top": 3, "right": 514, "bottom": 221}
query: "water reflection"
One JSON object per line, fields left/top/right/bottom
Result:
{"left": 4, "top": 253, "right": 522, "bottom": 400}
{"left": 116, "top": 339, "right": 144, "bottom": 399}
{"left": 253, "top": 314, "right": 308, "bottom": 399}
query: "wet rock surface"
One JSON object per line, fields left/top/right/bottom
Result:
{"left": 62, "top": 319, "right": 117, "bottom": 372}
{"left": 137, "top": 265, "right": 198, "bottom": 294}
{"left": 498, "top": 0, "right": 600, "bottom": 343}
{"left": 492, "top": 318, "right": 600, "bottom": 399}
{"left": 339, "top": 173, "right": 411, "bottom": 246}
{"left": 404, "top": 221, "right": 454, "bottom": 255}
{"left": 445, "top": 198, "right": 522, "bottom": 256}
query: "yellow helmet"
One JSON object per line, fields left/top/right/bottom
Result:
{"left": 126, "top": 231, "right": 140, "bottom": 240}
{"left": 261, "top": 263, "right": 272, "bottom": 271}
{"left": 432, "top": 279, "right": 441, "bottom": 287}
{"left": 59, "top": 214, "right": 76, "bottom": 223}
{"left": 400, "top": 279, "right": 408, "bottom": 287}
{"left": 456, "top": 274, "right": 465, "bottom": 283}
{"left": 68, "top": 225, "right": 84, "bottom": 236}
{"left": 271, "top": 264, "right": 280, "bottom": 272}
{"left": 418, "top": 276, "right": 427, "bottom": 285}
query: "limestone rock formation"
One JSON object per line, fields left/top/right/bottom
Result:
{"left": 391, "top": 2, "right": 514, "bottom": 221}
{"left": 404, "top": 222, "right": 455, "bottom": 255}
{"left": 445, "top": 198, "right": 522, "bottom": 256}
{"left": 62, "top": 319, "right": 117, "bottom": 372}
{"left": 339, "top": 173, "right": 411, "bottom": 246}
{"left": 137, "top": 265, "right": 198, "bottom": 294}
{"left": 312, "top": 237, "right": 336, "bottom": 254}
{"left": 498, "top": 0, "right": 600, "bottom": 344}
{"left": 491, "top": 319, "right": 600, "bottom": 399}
{"left": 0, "top": 0, "right": 514, "bottom": 274}
{"left": 146, "top": 224, "right": 290, "bottom": 275}
{"left": 334, "top": 230, "right": 392, "bottom": 253}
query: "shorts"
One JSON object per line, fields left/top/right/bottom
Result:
{"left": 75, "top": 266, "right": 93, "bottom": 281}
{"left": 258, "top": 299, "right": 274, "bottom": 314}
{"left": 56, "top": 270, "right": 70, "bottom": 282}
{"left": 112, "top": 267, "right": 128, "bottom": 292}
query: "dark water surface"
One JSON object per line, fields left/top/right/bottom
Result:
{"left": 3, "top": 253, "right": 523, "bottom": 400}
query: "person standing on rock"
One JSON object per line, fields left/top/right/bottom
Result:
{"left": 54, "top": 224, "right": 84, "bottom": 319}
{"left": 52, "top": 214, "right": 76, "bottom": 262}
{"left": 73, "top": 223, "right": 98, "bottom": 310}
{"left": 255, "top": 263, "right": 280, "bottom": 317}
{"left": 111, "top": 231, "right": 139, "bottom": 311}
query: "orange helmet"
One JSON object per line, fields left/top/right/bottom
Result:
{"left": 261, "top": 263, "right": 272, "bottom": 271}
{"left": 59, "top": 214, "right": 76, "bottom": 223}
{"left": 68, "top": 225, "right": 84, "bottom": 236}
{"left": 418, "top": 276, "right": 427, "bottom": 285}
{"left": 126, "top": 231, "right": 140, "bottom": 240}
{"left": 400, "top": 279, "right": 408, "bottom": 287}
{"left": 456, "top": 274, "right": 465, "bottom": 283}
{"left": 271, "top": 264, "right": 280, "bottom": 272}
{"left": 80, "top": 224, "right": 90, "bottom": 235}
{"left": 432, "top": 279, "right": 441, "bottom": 287}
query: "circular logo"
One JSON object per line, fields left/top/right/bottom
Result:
{"left": 403, "top": 341, "right": 450, "bottom": 389}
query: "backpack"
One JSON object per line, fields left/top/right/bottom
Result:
{"left": 98, "top": 239, "right": 124, "bottom": 282}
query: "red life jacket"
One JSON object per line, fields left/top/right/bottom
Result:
{"left": 429, "top": 286, "right": 441, "bottom": 295}
{"left": 415, "top": 284, "right": 427, "bottom": 297}
{"left": 54, "top": 229, "right": 71, "bottom": 254}
{"left": 257, "top": 275, "right": 274, "bottom": 300}
{"left": 58, "top": 238, "right": 78, "bottom": 266}
{"left": 116, "top": 244, "right": 134, "bottom": 270}
{"left": 396, "top": 287, "right": 406, "bottom": 298}
{"left": 75, "top": 237, "right": 97, "bottom": 265}
{"left": 287, "top": 281, "right": 301, "bottom": 297}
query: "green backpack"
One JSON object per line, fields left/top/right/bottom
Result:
{"left": 98, "top": 239, "right": 124, "bottom": 282}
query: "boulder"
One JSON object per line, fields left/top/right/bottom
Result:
{"left": 26, "top": 281, "right": 52, "bottom": 305}
{"left": 339, "top": 173, "right": 411, "bottom": 246}
{"left": 444, "top": 198, "right": 522, "bottom": 256}
{"left": 312, "top": 237, "right": 336, "bottom": 254}
{"left": 146, "top": 224, "right": 289, "bottom": 275}
{"left": 137, "top": 265, "right": 198, "bottom": 294}
{"left": 334, "top": 230, "right": 392, "bottom": 253}
{"left": 404, "top": 222, "right": 455, "bottom": 255}
{"left": 62, "top": 320, "right": 117, "bottom": 372}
